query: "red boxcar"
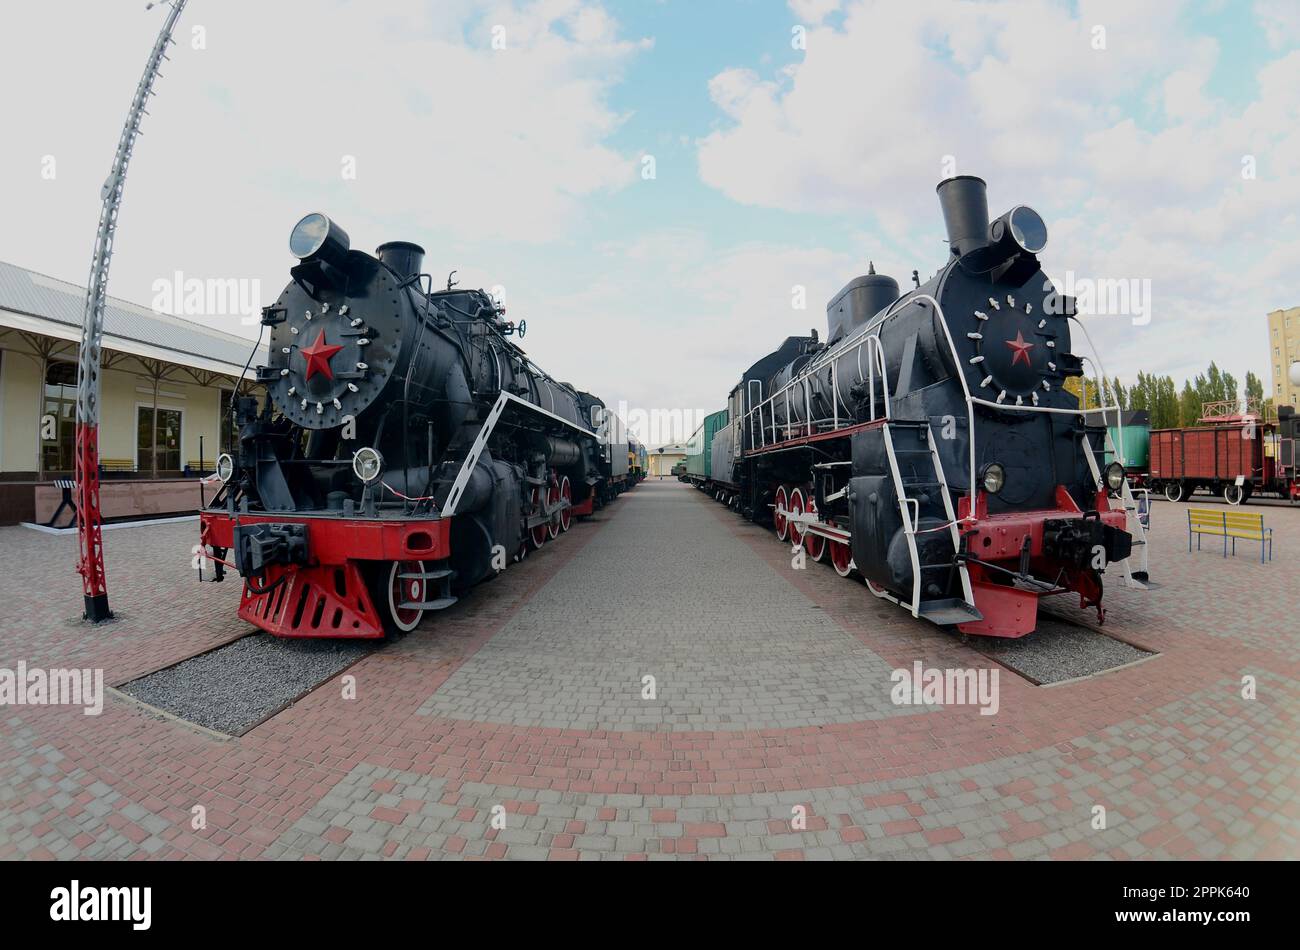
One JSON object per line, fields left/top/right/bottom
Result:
{"left": 1150, "top": 422, "right": 1296, "bottom": 505}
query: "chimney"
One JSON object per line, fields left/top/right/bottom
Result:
{"left": 376, "top": 241, "right": 426, "bottom": 281}
{"left": 936, "top": 176, "right": 989, "bottom": 259}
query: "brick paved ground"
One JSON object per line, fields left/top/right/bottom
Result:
{"left": 0, "top": 483, "right": 1296, "bottom": 860}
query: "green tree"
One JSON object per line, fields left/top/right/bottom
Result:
{"left": 1179, "top": 379, "right": 1199, "bottom": 426}
{"left": 1154, "top": 373, "right": 1173, "bottom": 424}
{"left": 1246, "top": 370, "right": 1264, "bottom": 407}
{"left": 1128, "top": 372, "right": 1152, "bottom": 414}
{"left": 1222, "top": 370, "right": 1239, "bottom": 409}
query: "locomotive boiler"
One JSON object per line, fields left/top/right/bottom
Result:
{"left": 699, "top": 176, "right": 1149, "bottom": 637}
{"left": 199, "top": 213, "right": 629, "bottom": 638}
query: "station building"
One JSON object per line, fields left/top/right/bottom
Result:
{"left": 0, "top": 260, "right": 264, "bottom": 525}
{"left": 1267, "top": 305, "right": 1300, "bottom": 408}
{"left": 648, "top": 442, "right": 687, "bottom": 477}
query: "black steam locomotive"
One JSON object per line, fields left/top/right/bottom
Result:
{"left": 698, "top": 176, "right": 1148, "bottom": 637}
{"left": 199, "top": 214, "right": 636, "bottom": 638}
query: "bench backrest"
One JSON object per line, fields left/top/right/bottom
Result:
{"left": 1188, "top": 509, "right": 1223, "bottom": 529}
{"left": 1223, "top": 511, "right": 1265, "bottom": 533}
{"left": 1188, "top": 508, "right": 1265, "bottom": 533}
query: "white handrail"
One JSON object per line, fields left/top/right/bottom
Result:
{"left": 743, "top": 332, "right": 891, "bottom": 444}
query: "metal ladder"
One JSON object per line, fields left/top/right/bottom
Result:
{"left": 881, "top": 421, "right": 980, "bottom": 623}
{"left": 1081, "top": 430, "right": 1150, "bottom": 589}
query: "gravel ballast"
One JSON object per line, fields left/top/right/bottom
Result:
{"left": 972, "top": 617, "right": 1154, "bottom": 685}
{"left": 120, "top": 634, "right": 375, "bottom": 735}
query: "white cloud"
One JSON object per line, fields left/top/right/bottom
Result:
{"left": 696, "top": 0, "right": 1300, "bottom": 388}
{"left": 0, "top": 0, "right": 648, "bottom": 334}
{"left": 508, "top": 228, "right": 869, "bottom": 433}
{"left": 1256, "top": 0, "right": 1300, "bottom": 50}
{"left": 788, "top": 0, "right": 842, "bottom": 26}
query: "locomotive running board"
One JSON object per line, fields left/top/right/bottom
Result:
{"left": 442, "top": 391, "right": 593, "bottom": 518}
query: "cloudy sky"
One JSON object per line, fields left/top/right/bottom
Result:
{"left": 2, "top": 0, "right": 1298, "bottom": 443}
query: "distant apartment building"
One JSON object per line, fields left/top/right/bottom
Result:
{"left": 1267, "top": 306, "right": 1300, "bottom": 408}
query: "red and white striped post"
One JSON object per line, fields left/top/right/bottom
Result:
{"left": 74, "top": 0, "right": 190, "bottom": 622}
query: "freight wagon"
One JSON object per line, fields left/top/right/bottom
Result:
{"left": 683, "top": 409, "right": 731, "bottom": 494}
{"left": 1086, "top": 410, "right": 1151, "bottom": 489}
{"left": 1150, "top": 406, "right": 1300, "bottom": 504}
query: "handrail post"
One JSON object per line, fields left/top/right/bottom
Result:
{"left": 868, "top": 338, "right": 876, "bottom": 421}
{"left": 831, "top": 361, "right": 839, "bottom": 429}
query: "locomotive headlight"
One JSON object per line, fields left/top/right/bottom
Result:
{"left": 1007, "top": 206, "right": 1048, "bottom": 253}
{"left": 1104, "top": 462, "right": 1126, "bottom": 492}
{"left": 289, "top": 212, "right": 351, "bottom": 269}
{"left": 988, "top": 206, "right": 1048, "bottom": 257}
{"left": 980, "top": 462, "right": 1006, "bottom": 495}
{"left": 352, "top": 446, "right": 384, "bottom": 485}
{"left": 216, "top": 453, "right": 235, "bottom": 484}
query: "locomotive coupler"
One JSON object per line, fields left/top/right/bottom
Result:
{"left": 1042, "top": 515, "right": 1132, "bottom": 571}
{"left": 230, "top": 522, "right": 309, "bottom": 578}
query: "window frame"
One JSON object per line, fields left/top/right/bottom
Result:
{"left": 135, "top": 402, "right": 186, "bottom": 475}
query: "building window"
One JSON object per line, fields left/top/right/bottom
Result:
{"left": 137, "top": 406, "right": 182, "bottom": 473}
{"left": 41, "top": 360, "right": 78, "bottom": 473}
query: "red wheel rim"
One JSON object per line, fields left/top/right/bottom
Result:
{"left": 774, "top": 485, "right": 789, "bottom": 541}
{"left": 530, "top": 487, "right": 547, "bottom": 548}
{"left": 547, "top": 475, "right": 561, "bottom": 540}
{"left": 559, "top": 476, "right": 573, "bottom": 532}
{"left": 804, "top": 497, "right": 825, "bottom": 561}
{"left": 831, "top": 540, "right": 853, "bottom": 577}
{"left": 389, "top": 560, "right": 425, "bottom": 631}
{"left": 789, "top": 488, "right": 805, "bottom": 546}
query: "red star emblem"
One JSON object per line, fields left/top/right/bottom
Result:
{"left": 300, "top": 329, "right": 343, "bottom": 381}
{"left": 1004, "top": 330, "right": 1035, "bottom": 367}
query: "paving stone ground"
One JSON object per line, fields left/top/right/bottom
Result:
{"left": 0, "top": 481, "right": 1296, "bottom": 860}
{"left": 416, "top": 484, "right": 924, "bottom": 731}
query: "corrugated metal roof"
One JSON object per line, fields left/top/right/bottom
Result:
{"left": 0, "top": 260, "right": 266, "bottom": 375}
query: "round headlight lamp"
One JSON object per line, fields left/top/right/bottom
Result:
{"left": 352, "top": 447, "right": 384, "bottom": 485}
{"left": 289, "top": 212, "right": 350, "bottom": 268}
{"left": 216, "top": 453, "right": 235, "bottom": 484}
{"left": 1104, "top": 462, "right": 1126, "bottom": 492}
{"left": 980, "top": 462, "right": 1006, "bottom": 495}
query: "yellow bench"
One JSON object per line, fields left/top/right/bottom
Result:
{"left": 1187, "top": 508, "right": 1272, "bottom": 562}
{"left": 99, "top": 458, "right": 135, "bottom": 473}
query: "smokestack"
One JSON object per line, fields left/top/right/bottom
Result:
{"left": 936, "top": 175, "right": 989, "bottom": 259}
{"left": 376, "top": 241, "right": 426, "bottom": 281}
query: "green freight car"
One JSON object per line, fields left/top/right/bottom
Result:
{"left": 1087, "top": 409, "right": 1150, "bottom": 470}
{"left": 1109, "top": 413, "right": 1150, "bottom": 471}
{"left": 685, "top": 409, "right": 728, "bottom": 487}
{"left": 1085, "top": 409, "right": 1150, "bottom": 491}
